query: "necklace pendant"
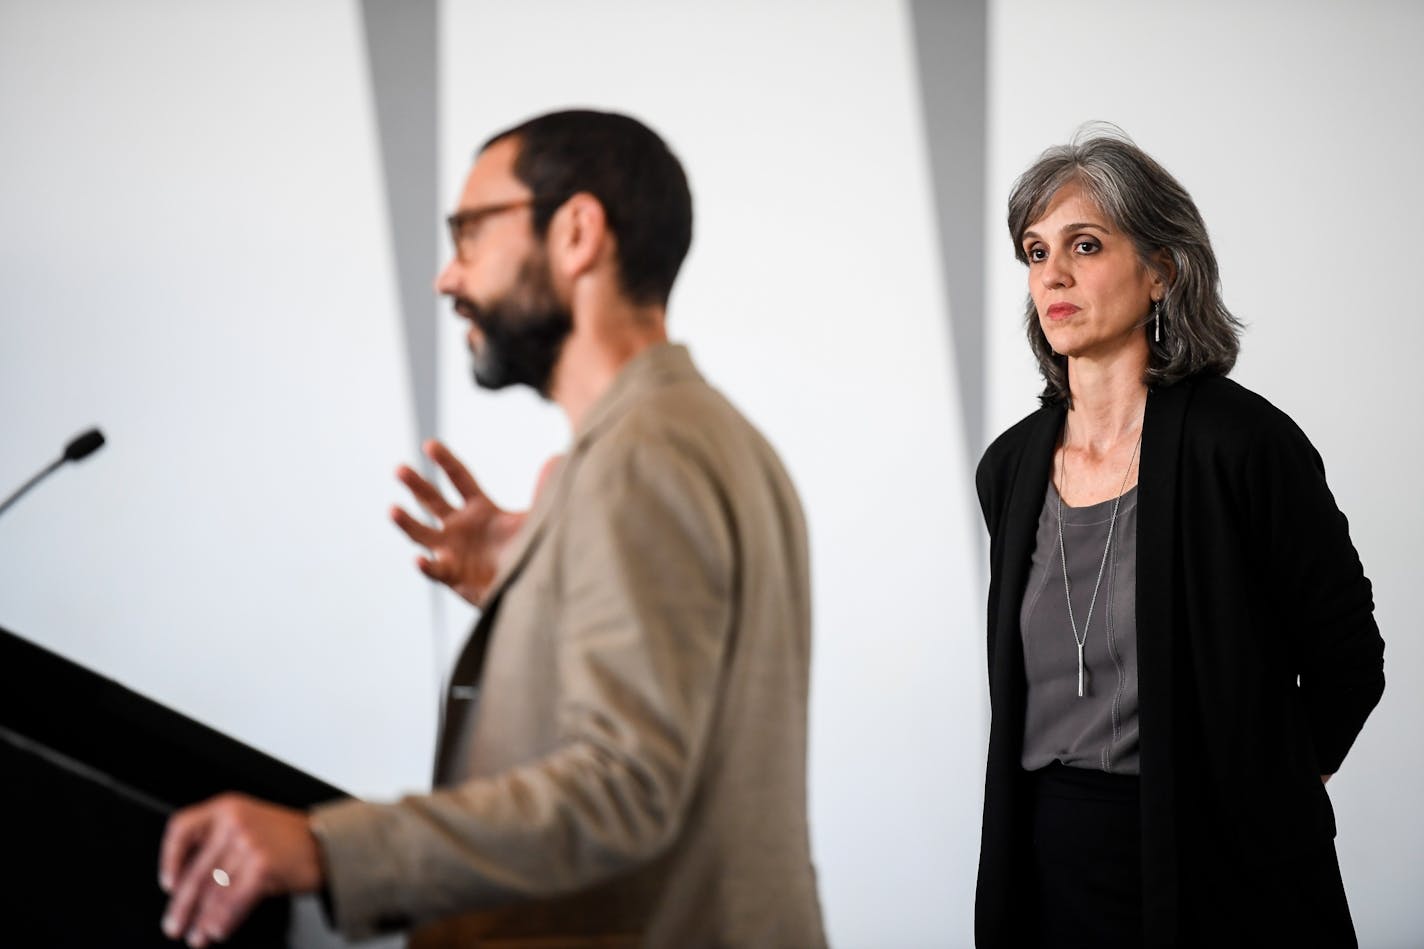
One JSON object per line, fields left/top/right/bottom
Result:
{"left": 1076, "top": 642, "right": 1086, "bottom": 698}
{"left": 1057, "top": 426, "right": 1139, "bottom": 703}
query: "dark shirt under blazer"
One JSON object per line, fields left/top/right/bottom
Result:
{"left": 974, "top": 375, "right": 1385, "bottom": 947}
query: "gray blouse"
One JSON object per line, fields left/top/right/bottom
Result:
{"left": 1020, "top": 480, "right": 1140, "bottom": 775}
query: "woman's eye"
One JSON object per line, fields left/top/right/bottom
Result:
{"left": 1075, "top": 239, "right": 1100, "bottom": 254}
{"left": 1027, "top": 246, "right": 1047, "bottom": 262}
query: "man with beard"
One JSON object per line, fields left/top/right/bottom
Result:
{"left": 158, "top": 110, "right": 826, "bottom": 948}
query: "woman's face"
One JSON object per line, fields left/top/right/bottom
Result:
{"left": 1021, "top": 181, "right": 1163, "bottom": 365}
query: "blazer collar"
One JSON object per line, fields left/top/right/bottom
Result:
{"left": 573, "top": 342, "right": 703, "bottom": 447}
{"left": 477, "top": 342, "right": 702, "bottom": 609}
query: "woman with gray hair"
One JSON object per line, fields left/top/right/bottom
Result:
{"left": 974, "top": 130, "right": 1384, "bottom": 947}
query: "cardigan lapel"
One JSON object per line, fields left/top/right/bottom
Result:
{"left": 1136, "top": 378, "right": 1193, "bottom": 944}
{"left": 989, "top": 407, "right": 1061, "bottom": 716}
{"left": 977, "top": 405, "right": 1060, "bottom": 941}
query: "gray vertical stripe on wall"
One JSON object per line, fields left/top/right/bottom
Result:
{"left": 909, "top": 0, "right": 989, "bottom": 461}
{"left": 360, "top": 0, "right": 439, "bottom": 453}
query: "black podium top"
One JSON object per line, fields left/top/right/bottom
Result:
{"left": 1, "top": 625, "right": 347, "bottom": 947}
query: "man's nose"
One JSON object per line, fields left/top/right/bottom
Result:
{"left": 434, "top": 257, "right": 460, "bottom": 296}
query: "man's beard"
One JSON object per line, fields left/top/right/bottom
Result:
{"left": 455, "top": 251, "right": 573, "bottom": 397}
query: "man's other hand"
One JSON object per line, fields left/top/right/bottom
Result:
{"left": 159, "top": 793, "right": 322, "bottom": 947}
{"left": 392, "top": 439, "right": 558, "bottom": 606}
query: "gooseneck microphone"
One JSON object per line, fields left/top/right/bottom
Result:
{"left": 0, "top": 427, "right": 107, "bottom": 518}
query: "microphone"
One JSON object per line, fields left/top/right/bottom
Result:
{"left": 63, "top": 429, "right": 106, "bottom": 463}
{"left": 0, "top": 427, "right": 107, "bottom": 518}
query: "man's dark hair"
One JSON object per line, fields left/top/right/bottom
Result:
{"left": 482, "top": 109, "right": 693, "bottom": 307}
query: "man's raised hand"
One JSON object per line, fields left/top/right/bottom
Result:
{"left": 392, "top": 439, "right": 530, "bottom": 606}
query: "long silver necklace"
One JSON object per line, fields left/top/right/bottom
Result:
{"left": 1056, "top": 426, "right": 1141, "bottom": 698}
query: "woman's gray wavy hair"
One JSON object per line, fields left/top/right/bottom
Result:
{"left": 1007, "top": 126, "right": 1242, "bottom": 405}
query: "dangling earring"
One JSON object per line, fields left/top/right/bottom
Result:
{"left": 1153, "top": 301, "right": 1161, "bottom": 343}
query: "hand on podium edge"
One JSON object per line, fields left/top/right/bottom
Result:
{"left": 159, "top": 793, "right": 322, "bottom": 947}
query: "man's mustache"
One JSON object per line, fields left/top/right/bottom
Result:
{"left": 452, "top": 297, "right": 480, "bottom": 322}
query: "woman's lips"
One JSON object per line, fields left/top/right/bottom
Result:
{"left": 1046, "top": 303, "right": 1080, "bottom": 320}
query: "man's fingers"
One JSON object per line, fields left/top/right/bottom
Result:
{"left": 159, "top": 806, "right": 213, "bottom": 893}
{"left": 162, "top": 815, "right": 234, "bottom": 943}
{"left": 416, "top": 555, "right": 450, "bottom": 584}
{"left": 391, "top": 505, "right": 440, "bottom": 547}
{"left": 160, "top": 795, "right": 322, "bottom": 946}
{"left": 534, "top": 454, "right": 564, "bottom": 504}
{"left": 163, "top": 841, "right": 228, "bottom": 942}
{"left": 191, "top": 851, "right": 263, "bottom": 948}
{"left": 204, "top": 881, "right": 264, "bottom": 947}
{"left": 426, "top": 440, "right": 486, "bottom": 504}
{"left": 396, "top": 464, "right": 455, "bottom": 519}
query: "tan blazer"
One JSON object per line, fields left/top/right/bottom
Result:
{"left": 312, "top": 344, "right": 826, "bottom": 948}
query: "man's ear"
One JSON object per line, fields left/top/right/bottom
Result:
{"left": 547, "top": 192, "right": 609, "bottom": 281}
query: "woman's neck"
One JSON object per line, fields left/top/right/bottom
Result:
{"left": 1065, "top": 354, "right": 1149, "bottom": 455}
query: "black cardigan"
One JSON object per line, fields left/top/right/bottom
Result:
{"left": 974, "top": 375, "right": 1385, "bottom": 948}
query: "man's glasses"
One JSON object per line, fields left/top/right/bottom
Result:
{"left": 445, "top": 197, "right": 560, "bottom": 261}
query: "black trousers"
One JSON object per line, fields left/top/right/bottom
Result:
{"left": 1028, "top": 762, "right": 1143, "bottom": 948}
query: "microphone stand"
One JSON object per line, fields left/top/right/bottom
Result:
{"left": 0, "top": 458, "right": 66, "bottom": 518}
{"left": 0, "top": 428, "right": 107, "bottom": 518}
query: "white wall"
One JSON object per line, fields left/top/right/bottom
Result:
{"left": 0, "top": 0, "right": 436, "bottom": 799}
{"left": 987, "top": 2, "right": 1424, "bottom": 944}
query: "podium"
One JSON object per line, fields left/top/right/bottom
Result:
{"left": 1, "top": 625, "right": 347, "bottom": 947}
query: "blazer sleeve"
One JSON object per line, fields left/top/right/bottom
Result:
{"left": 309, "top": 432, "right": 735, "bottom": 938}
{"left": 1247, "top": 412, "right": 1385, "bottom": 775}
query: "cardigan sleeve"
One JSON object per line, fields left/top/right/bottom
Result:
{"left": 1246, "top": 413, "right": 1384, "bottom": 775}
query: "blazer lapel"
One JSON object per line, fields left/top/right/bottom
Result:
{"left": 479, "top": 342, "right": 700, "bottom": 609}
{"left": 431, "top": 343, "right": 702, "bottom": 781}
{"left": 479, "top": 455, "right": 573, "bottom": 611}
{"left": 431, "top": 455, "right": 574, "bottom": 782}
